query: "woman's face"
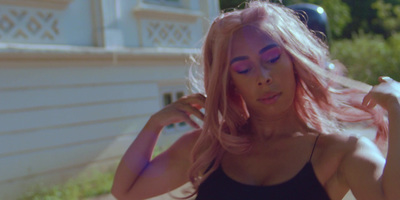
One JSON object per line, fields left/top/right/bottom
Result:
{"left": 228, "top": 26, "right": 297, "bottom": 117}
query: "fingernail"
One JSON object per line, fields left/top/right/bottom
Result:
{"left": 381, "top": 77, "right": 392, "bottom": 82}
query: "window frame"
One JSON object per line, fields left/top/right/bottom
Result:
{"left": 159, "top": 84, "right": 190, "bottom": 134}
{"left": 144, "top": 0, "right": 182, "bottom": 8}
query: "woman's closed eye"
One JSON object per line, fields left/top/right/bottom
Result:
{"left": 261, "top": 48, "right": 281, "bottom": 64}
{"left": 232, "top": 62, "right": 252, "bottom": 74}
{"left": 237, "top": 68, "right": 251, "bottom": 74}
{"left": 233, "top": 65, "right": 251, "bottom": 74}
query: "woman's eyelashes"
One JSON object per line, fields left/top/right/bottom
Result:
{"left": 232, "top": 64, "right": 252, "bottom": 74}
{"left": 268, "top": 54, "right": 280, "bottom": 63}
{"left": 261, "top": 48, "right": 281, "bottom": 64}
{"left": 238, "top": 68, "right": 251, "bottom": 74}
{"left": 231, "top": 48, "right": 281, "bottom": 74}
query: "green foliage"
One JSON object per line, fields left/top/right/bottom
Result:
{"left": 219, "top": 0, "right": 246, "bottom": 10}
{"left": 218, "top": 0, "right": 400, "bottom": 39}
{"left": 219, "top": 0, "right": 352, "bottom": 39}
{"left": 372, "top": 0, "right": 400, "bottom": 37}
{"left": 19, "top": 169, "right": 115, "bottom": 200}
{"left": 219, "top": 0, "right": 287, "bottom": 10}
{"left": 341, "top": 0, "right": 378, "bottom": 38}
{"left": 330, "top": 32, "right": 400, "bottom": 85}
{"left": 341, "top": 0, "right": 400, "bottom": 38}
{"left": 217, "top": 0, "right": 400, "bottom": 84}
{"left": 316, "top": 0, "right": 351, "bottom": 38}
{"left": 19, "top": 148, "right": 166, "bottom": 200}
{"left": 284, "top": 0, "right": 351, "bottom": 39}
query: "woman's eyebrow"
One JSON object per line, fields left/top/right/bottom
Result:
{"left": 259, "top": 44, "right": 279, "bottom": 54}
{"left": 230, "top": 44, "right": 278, "bottom": 65}
{"left": 230, "top": 56, "right": 248, "bottom": 65}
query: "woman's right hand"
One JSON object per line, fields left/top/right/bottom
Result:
{"left": 149, "top": 93, "right": 206, "bottom": 129}
{"left": 112, "top": 94, "right": 206, "bottom": 200}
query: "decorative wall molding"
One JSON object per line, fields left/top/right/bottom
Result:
{"left": 133, "top": 1, "right": 202, "bottom": 21}
{"left": 141, "top": 19, "right": 194, "bottom": 47}
{"left": 133, "top": 1, "right": 201, "bottom": 48}
{"left": 0, "top": 0, "right": 74, "bottom": 10}
{"left": 0, "top": 7, "right": 60, "bottom": 43}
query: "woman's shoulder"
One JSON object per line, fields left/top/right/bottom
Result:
{"left": 319, "top": 133, "right": 357, "bottom": 146}
{"left": 320, "top": 132, "right": 378, "bottom": 149}
{"left": 170, "top": 129, "right": 202, "bottom": 151}
{"left": 317, "top": 132, "right": 383, "bottom": 161}
{"left": 160, "top": 129, "right": 203, "bottom": 165}
{"left": 182, "top": 128, "right": 202, "bottom": 142}
{"left": 312, "top": 133, "right": 385, "bottom": 199}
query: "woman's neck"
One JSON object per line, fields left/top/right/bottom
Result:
{"left": 247, "top": 107, "right": 309, "bottom": 141}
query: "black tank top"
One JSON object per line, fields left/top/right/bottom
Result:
{"left": 196, "top": 135, "right": 331, "bottom": 200}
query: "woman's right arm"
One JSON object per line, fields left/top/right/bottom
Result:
{"left": 111, "top": 94, "right": 205, "bottom": 200}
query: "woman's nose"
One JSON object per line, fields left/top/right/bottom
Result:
{"left": 257, "top": 68, "right": 272, "bottom": 86}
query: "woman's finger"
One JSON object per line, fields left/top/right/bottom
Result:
{"left": 367, "top": 99, "right": 377, "bottom": 109}
{"left": 362, "top": 92, "right": 372, "bottom": 107}
{"left": 379, "top": 76, "right": 393, "bottom": 83}
{"left": 180, "top": 93, "right": 206, "bottom": 108}
{"left": 176, "top": 103, "right": 205, "bottom": 120}
{"left": 179, "top": 113, "right": 200, "bottom": 129}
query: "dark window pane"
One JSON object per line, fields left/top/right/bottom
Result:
{"left": 167, "top": 124, "right": 175, "bottom": 129}
{"left": 176, "top": 91, "right": 184, "bottom": 99}
{"left": 163, "top": 93, "right": 172, "bottom": 106}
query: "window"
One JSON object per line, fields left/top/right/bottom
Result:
{"left": 144, "top": 0, "right": 182, "bottom": 7}
{"left": 160, "top": 85, "right": 190, "bottom": 133}
{"left": 162, "top": 93, "right": 175, "bottom": 129}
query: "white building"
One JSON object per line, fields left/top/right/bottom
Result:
{"left": 0, "top": 0, "right": 219, "bottom": 199}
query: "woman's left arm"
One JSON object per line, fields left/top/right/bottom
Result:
{"left": 343, "top": 77, "right": 400, "bottom": 200}
{"left": 367, "top": 77, "right": 400, "bottom": 200}
{"left": 381, "top": 96, "right": 400, "bottom": 200}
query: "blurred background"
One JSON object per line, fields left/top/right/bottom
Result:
{"left": 0, "top": 0, "right": 396, "bottom": 199}
{"left": 221, "top": 0, "right": 400, "bottom": 85}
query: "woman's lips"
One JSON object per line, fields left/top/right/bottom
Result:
{"left": 258, "top": 92, "right": 281, "bottom": 104}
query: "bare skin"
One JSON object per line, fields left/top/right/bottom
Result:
{"left": 111, "top": 26, "right": 400, "bottom": 200}
{"left": 111, "top": 94, "right": 205, "bottom": 200}
{"left": 111, "top": 79, "right": 400, "bottom": 200}
{"left": 219, "top": 77, "right": 400, "bottom": 200}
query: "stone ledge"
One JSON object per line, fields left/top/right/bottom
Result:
{"left": 0, "top": 0, "right": 73, "bottom": 10}
{"left": 0, "top": 43, "right": 200, "bottom": 62}
{"left": 133, "top": 1, "right": 203, "bottom": 21}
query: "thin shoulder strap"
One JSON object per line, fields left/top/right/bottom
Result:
{"left": 309, "top": 134, "right": 321, "bottom": 161}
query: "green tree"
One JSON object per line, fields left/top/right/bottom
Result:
{"left": 331, "top": 32, "right": 400, "bottom": 84}
{"left": 283, "top": 0, "right": 351, "bottom": 38}
{"left": 219, "top": 0, "right": 246, "bottom": 10}
{"left": 371, "top": 0, "right": 400, "bottom": 37}
{"left": 219, "top": 0, "right": 284, "bottom": 10}
{"left": 219, "top": 0, "right": 351, "bottom": 39}
{"left": 340, "top": 0, "right": 377, "bottom": 38}
{"left": 341, "top": 0, "right": 400, "bottom": 38}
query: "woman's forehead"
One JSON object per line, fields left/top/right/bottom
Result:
{"left": 232, "top": 26, "right": 275, "bottom": 43}
{"left": 230, "top": 26, "right": 277, "bottom": 53}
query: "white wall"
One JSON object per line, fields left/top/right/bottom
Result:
{"left": 0, "top": 0, "right": 220, "bottom": 199}
{"left": 0, "top": 57, "right": 192, "bottom": 199}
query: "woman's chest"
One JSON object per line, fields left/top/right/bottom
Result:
{"left": 220, "top": 140, "right": 348, "bottom": 194}
{"left": 221, "top": 148, "right": 314, "bottom": 186}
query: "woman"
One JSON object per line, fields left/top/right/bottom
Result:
{"left": 112, "top": 1, "right": 400, "bottom": 199}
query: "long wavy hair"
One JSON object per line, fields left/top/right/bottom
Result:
{"left": 186, "top": 0, "right": 387, "bottom": 197}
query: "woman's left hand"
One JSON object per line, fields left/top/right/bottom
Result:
{"left": 362, "top": 76, "right": 400, "bottom": 111}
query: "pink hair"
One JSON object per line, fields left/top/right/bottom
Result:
{"left": 185, "top": 0, "right": 387, "bottom": 197}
